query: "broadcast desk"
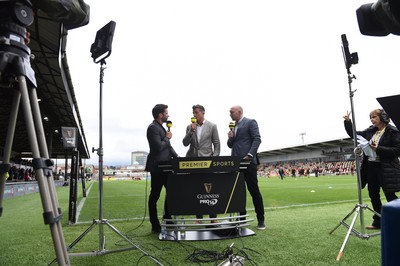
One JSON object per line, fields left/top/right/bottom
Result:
{"left": 157, "top": 156, "right": 256, "bottom": 241}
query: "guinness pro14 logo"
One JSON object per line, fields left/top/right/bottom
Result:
{"left": 197, "top": 182, "right": 219, "bottom": 206}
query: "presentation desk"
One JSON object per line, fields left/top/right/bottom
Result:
{"left": 157, "top": 156, "right": 256, "bottom": 241}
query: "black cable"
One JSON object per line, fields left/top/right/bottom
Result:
{"left": 115, "top": 172, "right": 151, "bottom": 244}
{"left": 234, "top": 246, "right": 264, "bottom": 266}
{"left": 130, "top": 171, "right": 150, "bottom": 230}
{"left": 186, "top": 248, "right": 225, "bottom": 263}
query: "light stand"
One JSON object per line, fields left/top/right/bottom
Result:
{"left": 329, "top": 34, "right": 380, "bottom": 261}
{"left": 0, "top": 2, "right": 69, "bottom": 265}
{"left": 66, "top": 21, "right": 162, "bottom": 265}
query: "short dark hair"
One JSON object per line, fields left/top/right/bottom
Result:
{"left": 192, "top": 104, "right": 205, "bottom": 112}
{"left": 152, "top": 104, "right": 168, "bottom": 119}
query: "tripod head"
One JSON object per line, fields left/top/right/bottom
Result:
{"left": 0, "top": 0, "right": 36, "bottom": 87}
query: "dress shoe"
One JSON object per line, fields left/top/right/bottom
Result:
{"left": 257, "top": 221, "right": 266, "bottom": 230}
{"left": 365, "top": 225, "right": 380, "bottom": 230}
{"left": 152, "top": 227, "right": 161, "bottom": 234}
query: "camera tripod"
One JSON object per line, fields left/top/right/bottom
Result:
{"left": 329, "top": 34, "right": 381, "bottom": 261}
{"left": 0, "top": 2, "right": 70, "bottom": 265}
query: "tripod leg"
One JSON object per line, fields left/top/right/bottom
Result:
{"left": 67, "top": 220, "right": 98, "bottom": 251}
{"left": 103, "top": 221, "right": 163, "bottom": 265}
{"left": 365, "top": 204, "right": 381, "bottom": 217}
{"left": 18, "top": 76, "right": 70, "bottom": 265}
{"left": 0, "top": 88, "right": 21, "bottom": 216}
{"left": 329, "top": 205, "right": 357, "bottom": 234}
{"left": 30, "top": 85, "right": 71, "bottom": 228}
{"left": 336, "top": 205, "right": 360, "bottom": 261}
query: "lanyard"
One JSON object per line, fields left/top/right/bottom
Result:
{"left": 372, "top": 126, "right": 386, "bottom": 144}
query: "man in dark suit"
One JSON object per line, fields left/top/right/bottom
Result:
{"left": 227, "top": 105, "right": 265, "bottom": 230}
{"left": 145, "top": 104, "right": 178, "bottom": 233}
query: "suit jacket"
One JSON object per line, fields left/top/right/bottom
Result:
{"left": 183, "top": 120, "right": 220, "bottom": 157}
{"left": 145, "top": 120, "right": 178, "bottom": 172}
{"left": 227, "top": 117, "right": 261, "bottom": 165}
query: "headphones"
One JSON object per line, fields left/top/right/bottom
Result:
{"left": 379, "top": 109, "right": 390, "bottom": 124}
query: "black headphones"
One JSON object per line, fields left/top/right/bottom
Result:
{"left": 379, "top": 109, "right": 390, "bottom": 124}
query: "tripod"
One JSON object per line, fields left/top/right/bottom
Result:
{"left": 66, "top": 60, "right": 162, "bottom": 265}
{"left": 0, "top": 3, "right": 70, "bottom": 265}
{"left": 329, "top": 34, "right": 380, "bottom": 261}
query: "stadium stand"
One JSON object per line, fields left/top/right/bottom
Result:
{"left": 257, "top": 137, "right": 356, "bottom": 177}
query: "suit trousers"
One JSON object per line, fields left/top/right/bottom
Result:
{"left": 148, "top": 171, "right": 171, "bottom": 230}
{"left": 240, "top": 163, "right": 265, "bottom": 223}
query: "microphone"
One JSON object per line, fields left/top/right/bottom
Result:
{"left": 191, "top": 117, "right": 197, "bottom": 124}
{"left": 229, "top": 122, "right": 235, "bottom": 131}
{"left": 166, "top": 120, "right": 172, "bottom": 131}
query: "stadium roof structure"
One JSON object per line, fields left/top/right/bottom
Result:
{"left": 258, "top": 137, "right": 354, "bottom": 157}
{"left": 0, "top": 9, "right": 90, "bottom": 160}
{"left": 258, "top": 95, "right": 399, "bottom": 160}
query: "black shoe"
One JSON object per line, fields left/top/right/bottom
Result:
{"left": 257, "top": 221, "right": 266, "bottom": 230}
{"left": 152, "top": 226, "right": 161, "bottom": 234}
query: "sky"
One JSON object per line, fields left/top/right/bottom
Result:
{"left": 65, "top": 0, "right": 400, "bottom": 166}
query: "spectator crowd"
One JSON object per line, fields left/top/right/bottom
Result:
{"left": 4, "top": 159, "right": 36, "bottom": 182}
{"left": 4, "top": 158, "right": 356, "bottom": 182}
{"left": 258, "top": 160, "right": 356, "bottom": 178}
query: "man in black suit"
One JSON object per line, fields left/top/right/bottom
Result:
{"left": 227, "top": 105, "right": 265, "bottom": 230}
{"left": 145, "top": 104, "right": 178, "bottom": 233}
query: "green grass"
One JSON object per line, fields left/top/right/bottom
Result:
{"left": 0, "top": 175, "right": 383, "bottom": 265}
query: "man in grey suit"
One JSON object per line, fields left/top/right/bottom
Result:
{"left": 227, "top": 105, "right": 266, "bottom": 230}
{"left": 145, "top": 104, "right": 178, "bottom": 234}
{"left": 183, "top": 104, "right": 220, "bottom": 157}
{"left": 183, "top": 104, "right": 220, "bottom": 222}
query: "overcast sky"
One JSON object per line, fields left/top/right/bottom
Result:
{"left": 66, "top": 0, "right": 400, "bottom": 166}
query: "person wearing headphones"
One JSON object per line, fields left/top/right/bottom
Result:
{"left": 343, "top": 108, "right": 400, "bottom": 230}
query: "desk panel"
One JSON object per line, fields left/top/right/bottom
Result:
{"left": 167, "top": 171, "right": 246, "bottom": 215}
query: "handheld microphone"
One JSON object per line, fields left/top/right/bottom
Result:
{"left": 229, "top": 122, "right": 235, "bottom": 131}
{"left": 191, "top": 117, "right": 197, "bottom": 124}
{"left": 166, "top": 120, "right": 172, "bottom": 131}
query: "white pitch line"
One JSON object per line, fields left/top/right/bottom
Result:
{"left": 74, "top": 198, "right": 369, "bottom": 224}
{"left": 74, "top": 181, "right": 94, "bottom": 223}
{"left": 264, "top": 199, "right": 364, "bottom": 210}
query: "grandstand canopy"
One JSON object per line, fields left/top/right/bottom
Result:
{"left": 0, "top": 7, "right": 90, "bottom": 160}
{"left": 258, "top": 138, "right": 354, "bottom": 157}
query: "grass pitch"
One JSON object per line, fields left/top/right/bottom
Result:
{"left": 0, "top": 175, "right": 383, "bottom": 265}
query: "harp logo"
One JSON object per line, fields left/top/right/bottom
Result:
{"left": 204, "top": 183, "right": 212, "bottom": 193}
